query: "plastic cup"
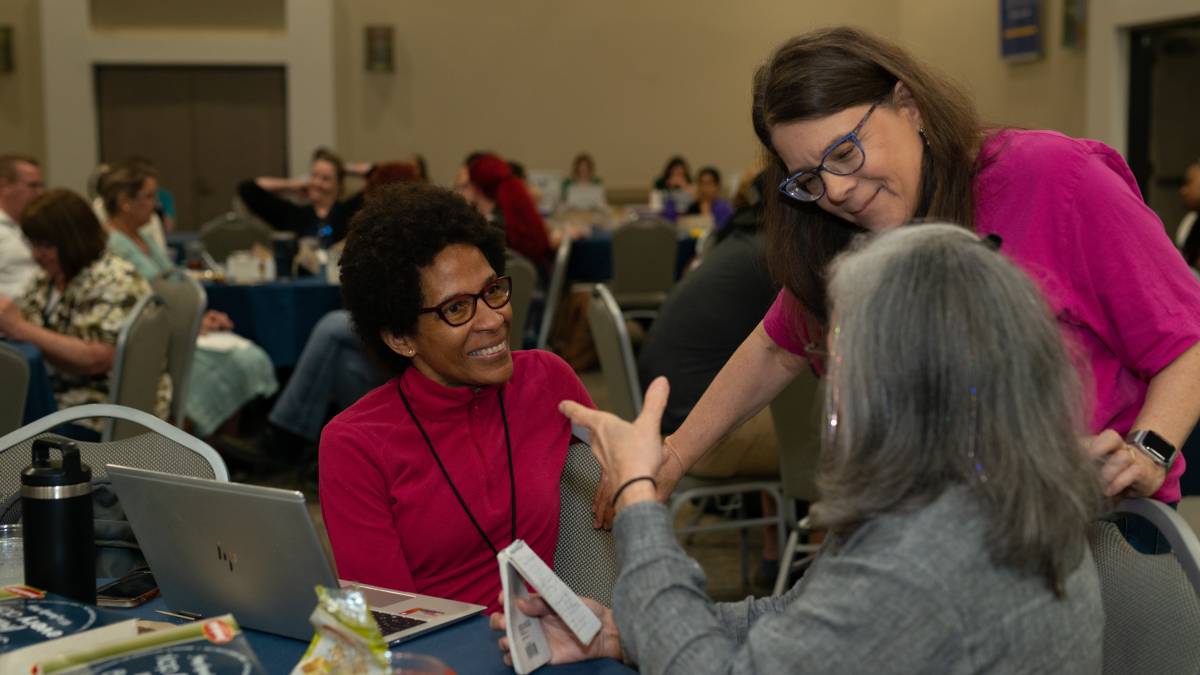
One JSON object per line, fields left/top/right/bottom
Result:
{"left": 0, "top": 524, "right": 23, "bottom": 587}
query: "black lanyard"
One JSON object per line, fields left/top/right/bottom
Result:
{"left": 397, "top": 381, "right": 516, "bottom": 557}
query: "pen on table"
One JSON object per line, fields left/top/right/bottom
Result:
{"left": 154, "top": 609, "right": 203, "bottom": 621}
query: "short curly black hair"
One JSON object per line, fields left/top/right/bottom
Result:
{"left": 340, "top": 183, "right": 506, "bottom": 374}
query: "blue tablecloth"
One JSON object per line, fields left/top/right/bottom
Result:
{"left": 5, "top": 340, "right": 57, "bottom": 425}
{"left": 568, "top": 231, "right": 695, "bottom": 282}
{"left": 202, "top": 279, "right": 342, "bottom": 369}
{"left": 118, "top": 596, "right": 633, "bottom": 674}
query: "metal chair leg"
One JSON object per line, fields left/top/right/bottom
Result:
{"left": 773, "top": 528, "right": 800, "bottom": 596}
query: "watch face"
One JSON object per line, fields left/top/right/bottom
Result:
{"left": 1130, "top": 430, "right": 1177, "bottom": 466}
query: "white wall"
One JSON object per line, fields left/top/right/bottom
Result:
{"left": 38, "top": 0, "right": 335, "bottom": 193}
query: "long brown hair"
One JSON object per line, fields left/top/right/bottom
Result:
{"left": 752, "top": 27, "right": 982, "bottom": 326}
{"left": 21, "top": 189, "right": 108, "bottom": 281}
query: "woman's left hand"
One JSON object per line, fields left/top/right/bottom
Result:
{"left": 1086, "top": 429, "right": 1167, "bottom": 498}
{"left": 561, "top": 377, "right": 670, "bottom": 489}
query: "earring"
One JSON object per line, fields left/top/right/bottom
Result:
{"left": 918, "top": 126, "right": 930, "bottom": 146}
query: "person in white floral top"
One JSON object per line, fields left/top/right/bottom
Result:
{"left": 0, "top": 189, "right": 169, "bottom": 426}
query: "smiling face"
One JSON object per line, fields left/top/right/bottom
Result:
{"left": 308, "top": 158, "right": 340, "bottom": 205}
{"left": 770, "top": 97, "right": 924, "bottom": 232}
{"left": 390, "top": 244, "right": 513, "bottom": 388}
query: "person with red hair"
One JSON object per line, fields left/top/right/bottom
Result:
{"left": 467, "top": 154, "right": 552, "bottom": 268}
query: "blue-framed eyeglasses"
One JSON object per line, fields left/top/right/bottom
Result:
{"left": 778, "top": 101, "right": 881, "bottom": 203}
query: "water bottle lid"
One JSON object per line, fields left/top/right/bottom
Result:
{"left": 22, "top": 437, "right": 92, "bottom": 488}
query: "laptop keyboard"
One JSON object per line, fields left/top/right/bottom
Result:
{"left": 372, "top": 610, "right": 426, "bottom": 636}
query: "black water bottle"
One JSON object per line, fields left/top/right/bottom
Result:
{"left": 22, "top": 438, "right": 95, "bottom": 604}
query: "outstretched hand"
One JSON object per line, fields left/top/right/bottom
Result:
{"left": 489, "top": 593, "right": 621, "bottom": 666}
{"left": 563, "top": 377, "right": 670, "bottom": 496}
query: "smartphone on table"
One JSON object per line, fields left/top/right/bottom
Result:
{"left": 96, "top": 568, "right": 159, "bottom": 608}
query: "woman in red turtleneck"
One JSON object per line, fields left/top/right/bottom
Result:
{"left": 319, "top": 183, "right": 592, "bottom": 613}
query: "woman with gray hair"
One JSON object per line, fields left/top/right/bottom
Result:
{"left": 494, "top": 224, "right": 1104, "bottom": 673}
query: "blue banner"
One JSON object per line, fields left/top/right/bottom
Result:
{"left": 1000, "top": 0, "right": 1043, "bottom": 61}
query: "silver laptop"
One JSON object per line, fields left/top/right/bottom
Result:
{"left": 565, "top": 183, "right": 606, "bottom": 210}
{"left": 106, "top": 465, "right": 485, "bottom": 642}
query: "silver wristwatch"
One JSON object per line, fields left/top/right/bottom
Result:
{"left": 1126, "top": 429, "right": 1177, "bottom": 467}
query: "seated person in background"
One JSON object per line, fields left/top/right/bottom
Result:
{"left": 507, "top": 160, "right": 544, "bottom": 207}
{"left": 653, "top": 155, "right": 692, "bottom": 191}
{"left": 467, "top": 154, "right": 554, "bottom": 269}
{"left": 561, "top": 152, "right": 602, "bottom": 198}
{"left": 259, "top": 161, "right": 423, "bottom": 458}
{"left": 100, "top": 159, "right": 277, "bottom": 438}
{"left": 237, "top": 147, "right": 368, "bottom": 246}
{"left": 653, "top": 155, "right": 695, "bottom": 216}
{"left": 320, "top": 184, "right": 593, "bottom": 613}
{"left": 638, "top": 186, "right": 780, "bottom": 577}
{"left": 663, "top": 166, "right": 733, "bottom": 230}
{"left": 510, "top": 224, "right": 1104, "bottom": 673}
{"left": 1177, "top": 158, "right": 1200, "bottom": 268}
{"left": 0, "top": 189, "right": 169, "bottom": 424}
{"left": 0, "top": 154, "right": 44, "bottom": 298}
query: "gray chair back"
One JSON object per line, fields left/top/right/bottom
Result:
{"left": 536, "top": 235, "right": 572, "bottom": 350}
{"left": 505, "top": 251, "right": 537, "bottom": 351}
{"left": 587, "top": 284, "right": 641, "bottom": 421}
{"left": 553, "top": 437, "right": 616, "bottom": 607}
{"left": 0, "top": 404, "right": 228, "bottom": 517}
{"left": 199, "top": 212, "right": 274, "bottom": 262}
{"left": 150, "top": 277, "right": 206, "bottom": 426}
{"left": 769, "top": 374, "right": 824, "bottom": 505}
{"left": 610, "top": 216, "right": 676, "bottom": 310}
{"left": 109, "top": 294, "right": 171, "bottom": 441}
{"left": 1090, "top": 498, "right": 1200, "bottom": 674}
{"left": 0, "top": 343, "right": 29, "bottom": 436}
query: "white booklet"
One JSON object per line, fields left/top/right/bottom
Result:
{"left": 498, "top": 539, "right": 601, "bottom": 675}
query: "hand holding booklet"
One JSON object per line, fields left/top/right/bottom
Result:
{"left": 498, "top": 540, "right": 602, "bottom": 674}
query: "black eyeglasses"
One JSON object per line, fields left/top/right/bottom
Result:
{"left": 419, "top": 276, "right": 512, "bottom": 327}
{"left": 778, "top": 101, "right": 881, "bottom": 203}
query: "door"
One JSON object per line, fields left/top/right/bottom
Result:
{"left": 96, "top": 65, "right": 287, "bottom": 230}
{"left": 1127, "top": 20, "right": 1200, "bottom": 240}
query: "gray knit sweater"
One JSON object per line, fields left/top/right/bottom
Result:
{"left": 612, "top": 489, "right": 1103, "bottom": 674}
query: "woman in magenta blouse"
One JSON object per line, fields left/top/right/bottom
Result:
{"left": 320, "top": 183, "right": 593, "bottom": 612}
{"left": 608, "top": 27, "right": 1200, "bottom": 527}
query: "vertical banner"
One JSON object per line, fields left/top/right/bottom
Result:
{"left": 1000, "top": 0, "right": 1043, "bottom": 61}
{"left": 1062, "top": 0, "right": 1086, "bottom": 49}
{"left": 365, "top": 26, "right": 394, "bottom": 73}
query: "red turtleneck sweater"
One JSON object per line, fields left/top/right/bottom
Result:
{"left": 319, "top": 350, "right": 593, "bottom": 613}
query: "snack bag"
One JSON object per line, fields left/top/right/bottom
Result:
{"left": 291, "top": 586, "right": 389, "bottom": 675}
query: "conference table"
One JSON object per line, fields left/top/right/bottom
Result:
{"left": 120, "top": 595, "right": 634, "bottom": 674}
{"left": 201, "top": 278, "right": 342, "bottom": 369}
{"left": 565, "top": 230, "right": 696, "bottom": 283}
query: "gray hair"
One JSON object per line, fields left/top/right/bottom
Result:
{"left": 813, "top": 223, "right": 1101, "bottom": 595}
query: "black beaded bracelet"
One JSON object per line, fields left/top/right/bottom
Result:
{"left": 611, "top": 475, "right": 657, "bottom": 509}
